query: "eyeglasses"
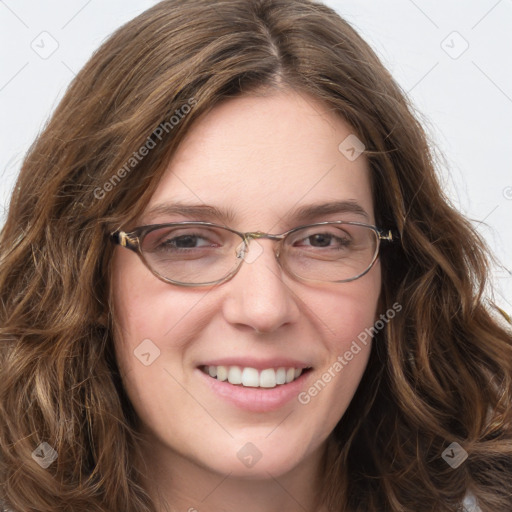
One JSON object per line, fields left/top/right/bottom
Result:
{"left": 110, "top": 221, "right": 395, "bottom": 287}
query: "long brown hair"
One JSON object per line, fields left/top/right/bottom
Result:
{"left": 1, "top": 1, "right": 511, "bottom": 510}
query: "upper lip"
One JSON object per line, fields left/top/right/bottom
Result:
{"left": 197, "top": 357, "right": 313, "bottom": 371}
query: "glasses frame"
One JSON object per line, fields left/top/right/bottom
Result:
{"left": 110, "top": 220, "right": 396, "bottom": 287}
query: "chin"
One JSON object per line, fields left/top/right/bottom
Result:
{"left": 193, "top": 435, "right": 315, "bottom": 479}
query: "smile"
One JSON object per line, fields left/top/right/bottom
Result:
{"left": 199, "top": 365, "right": 312, "bottom": 388}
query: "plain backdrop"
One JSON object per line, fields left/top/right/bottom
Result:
{"left": 0, "top": 0, "right": 511, "bottom": 310}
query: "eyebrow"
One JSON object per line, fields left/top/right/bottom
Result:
{"left": 291, "top": 200, "right": 369, "bottom": 222}
{"left": 141, "top": 200, "right": 369, "bottom": 225}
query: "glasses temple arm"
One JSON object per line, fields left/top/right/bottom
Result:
{"left": 378, "top": 229, "right": 399, "bottom": 242}
{"left": 110, "top": 230, "right": 139, "bottom": 250}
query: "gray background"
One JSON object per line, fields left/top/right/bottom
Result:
{"left": 1, "top": 0, "right": 510, "bottom": 310}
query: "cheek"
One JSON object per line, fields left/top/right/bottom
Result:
{"left": 297, "top": 266, "right": 380, "bottom": 425}
{"left": 312, "top": 262, "right": 381, "bottom": 348}
{"left": 110, "top": 249, "right": 200, "bottom": 356}
{"left": 109, "top": 251, "right": 174, "bottom": 385}
{"left": 109, "top": 265, "right": 189, "bottom": 434}
{"left": 109, "top": 251, "right": 216, "bottom": 419}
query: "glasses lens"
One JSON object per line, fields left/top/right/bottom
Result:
{"left": 140, "top": 224, "right": 241, "bottom": 284}
{"left": 282, "top": 223, "right": 379, "bottom": 282}
{"left": 137, "top": 222, "right": 379, "bottom": 285}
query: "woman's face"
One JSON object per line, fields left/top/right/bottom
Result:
{"left": 111, "top": 89, "right": 381, "bottom": 479}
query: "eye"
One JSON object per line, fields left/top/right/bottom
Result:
{"left": 142, "top": 227, "right": 224, "bottom": 253}
{"left": 162, "top": 233, "right": 211, "bottom": 249}
{"left": 299, "top": 232, "right": 350, "bottom": 248}
{"left": 290, "top": 227, "right": 352, "bottom": 250}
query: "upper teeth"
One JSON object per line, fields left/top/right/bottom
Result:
{"left": 202, "top": 365, "right": 305, "bottom": 388}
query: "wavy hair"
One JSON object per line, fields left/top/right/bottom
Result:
{"left": 1, "top": 0, "right": 511, "bottom": 510}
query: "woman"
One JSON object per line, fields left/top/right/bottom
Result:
{"left": 1, "top": 0, "right": 511, "bottom": 510}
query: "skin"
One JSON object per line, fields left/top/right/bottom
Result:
{"left": 111, "top": 88, "right": 382, "bottom": 512}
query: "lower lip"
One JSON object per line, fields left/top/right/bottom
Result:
{"left": 196, "top": 368, "right": 312, "bottom": 412}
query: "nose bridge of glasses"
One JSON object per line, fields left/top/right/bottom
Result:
{"left": 244, "top": 231, "right": 285, "bottom": 242}
{"left": 236, "top": 231, "right": 285, "bottom": 261}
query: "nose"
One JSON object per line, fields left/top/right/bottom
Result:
{"left": 221, "top": 239, "right": 301, "bottom": 334}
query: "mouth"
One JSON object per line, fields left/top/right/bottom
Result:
{"left": 196, "top": 360, "right": 314, "bottom": 412}
{"left": 199, "top": 364, "right": 313, "bottom": 388}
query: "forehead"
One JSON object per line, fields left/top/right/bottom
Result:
{"left": 143, "top": 89, "right": 374, "bottom": 229}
